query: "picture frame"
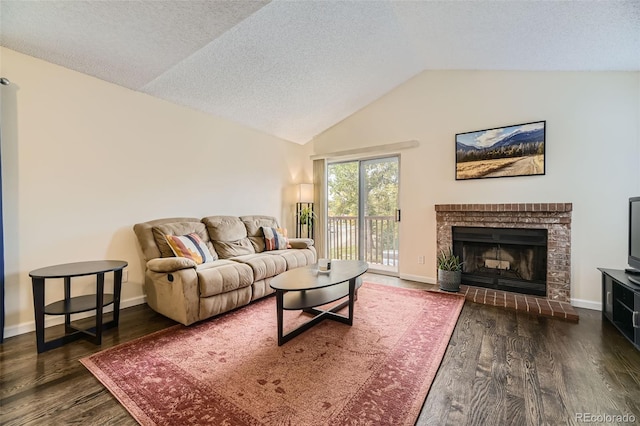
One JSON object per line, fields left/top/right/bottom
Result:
{"left": 455, "top": 121, "right": 546, "bottom": 180}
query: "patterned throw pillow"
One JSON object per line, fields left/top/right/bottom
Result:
{"left": 262, "top": 227, "right": 290, "bottom": 251}
{"left": 164, "top": 233, "right": 214, "bottom": 265}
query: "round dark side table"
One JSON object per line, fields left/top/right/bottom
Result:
{"left": 29, "top": 260, "right": 127, "bottom": 353}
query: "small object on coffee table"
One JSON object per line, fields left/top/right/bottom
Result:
{"left": 318, "top": 258, "right": 331, "bottom": 272}
{"left": 270, "top": 260, "right": 368, "bottom": 345}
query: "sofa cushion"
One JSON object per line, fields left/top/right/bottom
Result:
{"left": 262, "top": 227, "right": 290, "bottom": 251}
{"left": 165, "top": 233, "right": 215, "bottom": 265}
{"left": 265, "top": 247, "right": 316, "bottom": 270}
{"left": 202, "top": 216, "right": 255, "bottom": 258}
{"left": 152, "top": 222, "right": 216, "bottom": 259}
{"left": 241, "top": 215, "right": 280, "bottom": 252}
{"left": 230, "top": 253, "right": 287, "bottom": 281}
{"left": 196, "top": 260, "right": 253, "bottom": 298}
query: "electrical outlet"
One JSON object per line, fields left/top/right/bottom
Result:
{"left": 122, "top": 270, "right": 128, "bottom": 283}
{"left": 418, "top": 256, "right": 425, "bottom": 264}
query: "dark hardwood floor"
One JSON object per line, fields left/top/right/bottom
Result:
{"left": 1, "top": 273, "right": 639, "bottom": 425}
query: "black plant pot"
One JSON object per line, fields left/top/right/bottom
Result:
{"left": 438, "top": 269, "right": 461, "bottom": 292}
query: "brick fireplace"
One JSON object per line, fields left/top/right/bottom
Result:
{"left": 435, "top": 203, "right": 572, "bottom": 302}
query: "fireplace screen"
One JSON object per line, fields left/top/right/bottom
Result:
{"left": 452, "top": 227, "right": 547, "bottom": 296}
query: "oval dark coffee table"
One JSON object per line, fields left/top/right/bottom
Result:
{"left": 269, "top": 260, "right": 368, "bottom": 346}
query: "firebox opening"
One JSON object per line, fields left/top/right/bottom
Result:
{"left": 452, "top": 226, "right": 548, "bottom": 297}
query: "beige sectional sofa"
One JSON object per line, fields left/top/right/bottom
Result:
{"left": 133, "top": 215, "right": 316, "bottom": 325}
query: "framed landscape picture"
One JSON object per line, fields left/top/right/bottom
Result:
{"left": 455, "top": 121, "right": 546, "bottom": 180}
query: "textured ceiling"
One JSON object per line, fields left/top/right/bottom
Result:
{"left": 1, "top": 1, "right": 639, "bottom": 144}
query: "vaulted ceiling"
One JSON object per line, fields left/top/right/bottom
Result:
{"left": 1, "top": 1, "right": 639, "bottom": 144}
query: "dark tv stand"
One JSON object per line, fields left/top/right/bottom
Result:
{"left": 598, "top": 268, "right": 640, "bottom": 350}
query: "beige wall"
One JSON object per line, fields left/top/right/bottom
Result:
{"left": 312, "top": 70, "right": 640, "bottom": 308}
{"left": 1, "top": 51, "right": 637, "bottom": 339}
{"left": 0, "top": 48, "right": 310, "bottom": 337}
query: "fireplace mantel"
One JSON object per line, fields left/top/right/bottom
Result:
{"left": 435, "top": 203, "right": 572, "bottom": 302}
{"left": 435, "top": 203, "right": 572, "bottom": 213}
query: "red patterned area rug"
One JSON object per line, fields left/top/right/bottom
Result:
{"left": 81, "top": 282, "right": 464, "bottom": 425}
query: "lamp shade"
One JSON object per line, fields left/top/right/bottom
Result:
{"left": 298, "top": 183, "right": 314, "bottom": 203}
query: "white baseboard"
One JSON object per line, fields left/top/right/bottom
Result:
{"left": 571, "top": 298, "right": 601, "bottom": 311}
{"left": 3, "top": 295, "right": 147, "bottom": 339}
{"left": 399, "top": 273, "right": 437, "bottom": 285}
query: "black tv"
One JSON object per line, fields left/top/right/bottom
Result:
{"left": 628, "top": 197, "right": 640, "bottom": 285}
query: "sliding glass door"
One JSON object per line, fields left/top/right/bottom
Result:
{"left": 327, "top": 156, "right": 399, "bottom": 274}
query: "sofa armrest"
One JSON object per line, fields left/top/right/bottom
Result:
{"left": 147, "top": 257, "right": 197, "bottom": 273}
{"left": 289, "top": 238, "right": 314, "bottom": 249}
{"left": 145, "top": 267, "right": 199, "bottom": 325}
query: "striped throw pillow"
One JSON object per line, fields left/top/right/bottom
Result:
{"left": 262, "top": 227, "right": 289, "bottom": 251}
{"left": 164, "top": 233, "right": 214, "bottom": 265}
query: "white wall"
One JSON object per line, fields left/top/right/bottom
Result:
{"left": 0, "top": 48, "right": 310, "bottom": 337}
{"left": 312, "top": 70, "right": 640, "bottom": 308}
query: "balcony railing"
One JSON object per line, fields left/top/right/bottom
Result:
{"left": 327, "top": 215, "right": 398, "bottom": 268}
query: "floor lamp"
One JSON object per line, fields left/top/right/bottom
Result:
{"left": 296, "top": 183, "right": 314, "bottom": 239}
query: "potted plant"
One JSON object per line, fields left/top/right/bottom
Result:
{"left": 297, "top": 205, "right": 316, "bottom": 238}
{"left": 437, "top": 247, "right": 463, "bottom": 292}
{"left": 299, "top": 206, "right": 315, "bottom": 227}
